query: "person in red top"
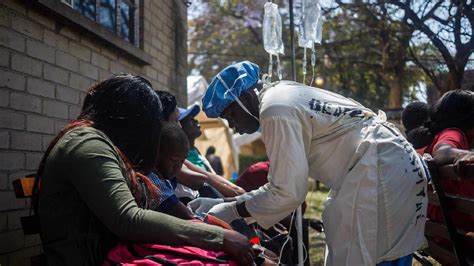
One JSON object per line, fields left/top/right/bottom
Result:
{"left": 235, "top": 161, "right": 271, "bottom": 192}
{"left": 423, "top": 128, "right": 470, "bottom": 156}
{"left": 409, "top": 90, "right": 473, "bottom": 162}
{"left": 409, "top": 90, "right": 474, "bottom": 233}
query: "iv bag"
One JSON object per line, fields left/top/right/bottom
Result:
{"left": 298, "top": 0, "right": 320, "bottom": 48}
{"left": 298, "top": 27, "right": 313, "bottom": 49}
{"left": 297, "top": 0, "right": 311, "bottom": 49}
{"left": 263, "top": 2, "right": 284, "bottom": 55}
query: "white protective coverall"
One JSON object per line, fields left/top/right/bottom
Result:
{"left": 244, "top": 81, "right": 428, "bottom": 265}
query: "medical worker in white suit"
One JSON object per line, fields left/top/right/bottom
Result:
{"left": 189, "top": 61, "right": 428, "bottom": 265}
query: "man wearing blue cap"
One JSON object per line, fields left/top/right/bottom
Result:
{"left": 179, "top": 104, "right": 207, "bottom": 172}
{"left": 173, "top": 103, "right": 245, "bottom": 202}
{"left": 189, "top": 61, "right": 428, "bottom": 265}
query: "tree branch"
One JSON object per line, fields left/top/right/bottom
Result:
{"left": 419, "top": 1, "right": 430, "bottom": 19}
{"left": 423, "top": 1, "right": 444, "bottom": 22}
{"left": 431, "top": 14, "right": 450, "bottom": 25}
{"left": 453, "top": 3, "right": 462, "bottom": 53}
{"left": 408, "top": 45, "right": 442, "bottom": 91}
{"left": 388, "top": 0, "right": 455, "bottom": 70}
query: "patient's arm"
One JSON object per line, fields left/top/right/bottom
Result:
{"left": 183, "top": 160, "right": 246, "bottom": 197}
{"left": 176, "top": 162, "right": 208, "bottom": 190}
{"left": 432, "top": 143, "right": 472, "bottom": 165}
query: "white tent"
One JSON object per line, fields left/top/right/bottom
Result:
{"left": 187, "top": 75, "right": 208, "bottom": 106}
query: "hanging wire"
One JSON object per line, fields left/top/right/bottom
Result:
{"left": 268, "top": 54, "right": 273, "bottom": 83}
{"left": 277, "top": 55, "right": 282, "bottom": 80}
{"left": 303, "top": 48, "right": 307, "bottom": 84}
{"left": 276, "top": 206, "right": 311, "bottom": 264}
{"left": 277, "top": 210, "right": 296, "bottom": 265}
{"left": 310, "top": 49, "right": 316, "bottom": 86}
{"left": 302, "top": 238, "right": 309, "bottom": 263}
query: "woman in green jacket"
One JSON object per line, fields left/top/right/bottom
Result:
{"left": 33, "top": 74, "right": 254, "bottom": 265}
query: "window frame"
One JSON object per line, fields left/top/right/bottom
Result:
{"left": 36, "top": 0, "right": 151, "bottom": 65}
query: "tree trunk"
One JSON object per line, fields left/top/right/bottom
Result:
{"left": 388, "top": 78, "right": 402, "bottom": 108}
{"left": 445, "top": 67, "right": 464, "bottom": 92}
{"left": 426, "top": 84, "right": 440, "bottom": 105}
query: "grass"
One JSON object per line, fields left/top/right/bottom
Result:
{"left": 304, "top": 179, "right": 329, "bottom": 266}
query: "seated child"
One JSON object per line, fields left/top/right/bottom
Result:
{"left": 156, "top": 90, "right": 245, "bottom": 199}
{"left": 149, "top": 122, "right": 194, "bottom": 219}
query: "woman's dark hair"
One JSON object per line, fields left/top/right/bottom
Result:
{"left": 34, "top": 74, "right": 162, "bottom": 210}
{"left": 408, "top": 90, "right": 474, "bottom": 149}
{"left": 81, "top": 75, "right": 162, "bottom": 171}
{"left": 155, "top": 90, "right": 177, "bottom": 121}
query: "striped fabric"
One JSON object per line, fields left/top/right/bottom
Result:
{"left": 148, "top": 171, "right": 177, "bottom": 207}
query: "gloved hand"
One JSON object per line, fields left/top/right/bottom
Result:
{"left": 187, "top": 197, "right": 224, "bottom": 215}
{"left": 244, "top": 217, "right": 256, "bottom": 225}
{"left": 207, "top": 201, "right": 241, "bottom": 224}
{"left": 235, "top": 192, "right": 253, "bottom": 203}
{"left": 235, "top": 194, "right": 256, "bottom": 224}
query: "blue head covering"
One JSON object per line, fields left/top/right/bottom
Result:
{"left": 178, "top": 104, "right": 200, "bottom": 121}
{"left": 202, "top": 61, "right": 260, "bottom": 118}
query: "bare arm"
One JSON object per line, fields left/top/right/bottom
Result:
{"left": 207, "top": 172, "right": 246, "bottom": 197}
{"left": 184, "top": 160, "right": 246, "bottom": 197}
{"left": 432, "top": 143, "right": 472, "bottom": 165}
{"left": 176, "top": 162, "right": 208, "bottom": 190}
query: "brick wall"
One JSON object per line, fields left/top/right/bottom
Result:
{"left": 0, "top": 0, "right": 187, "bottom": 264}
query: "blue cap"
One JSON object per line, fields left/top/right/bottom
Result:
{"left": 202, "top": 61, "right": 260, "bottom": 118}
{"left": 179, "top": 104, "right": 200, "bottom": 121}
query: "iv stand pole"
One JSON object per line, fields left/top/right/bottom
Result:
{"left": 289, "top": 1, "right": 304, "bottom": 265}
{"left": 289, "top": 0, "right": 296, "bottom": 81}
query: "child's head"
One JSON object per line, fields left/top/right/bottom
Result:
{"left": 156, "top": 122, "right": 189, "bottom": 179}
{"left": 401, "top": 101, "right": 428, "bottom": 135}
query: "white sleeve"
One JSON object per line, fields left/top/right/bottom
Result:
{"left": 246, "top": 116, "right": 309, "bottom": 229}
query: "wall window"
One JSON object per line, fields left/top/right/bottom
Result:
{"left": 61, "top": 0, "right": 138, "bottom": 46}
